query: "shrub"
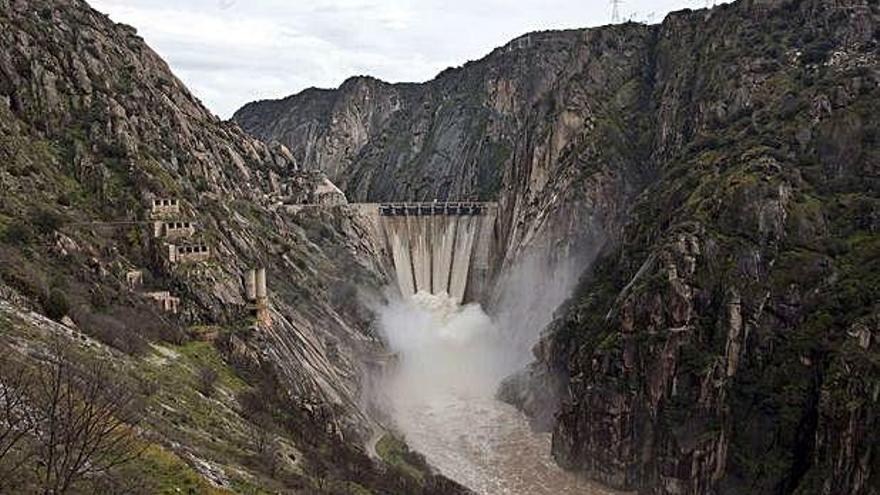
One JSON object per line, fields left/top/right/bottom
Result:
{"left": 32, "top": 209, "right": 63, "bottom": 235}
{"left": 801, "top": 40, "right": 834, "bottom": 64}
{"left": 0, "top": 221, "right": 33, "bottom": 245}
{"left": 43, "top": 288, "right": 70, "bottom": 321}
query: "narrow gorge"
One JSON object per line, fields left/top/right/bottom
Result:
{"left": 0, "top": 0, "right": 877, "bottom": 494}
{"left": 338, "top": 199, "right": 599, "bottom": 494}
{"left": 237, "top": 0, "right": 880, "bottom": 493}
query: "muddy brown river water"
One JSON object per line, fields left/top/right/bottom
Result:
{"left": 390, "top": 389, "right": 616, "bottom": 495}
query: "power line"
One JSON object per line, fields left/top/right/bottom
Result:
{"left": 65, "top": 221, "right": 153, "bottom": 226}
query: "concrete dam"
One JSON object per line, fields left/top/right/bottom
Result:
{"left": 355, "top": 202, "right": 498, "bottom": 303}
{"left": 292, "top": 199, "right": 602, "bottom": 493}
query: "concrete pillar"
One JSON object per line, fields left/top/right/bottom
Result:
{"left": 256, "top": 268, "right": 267, "bottom": 300}
{"left": 254, "top": 268, "right": 270, "bottom": 327}
{"left": 245, "top": 269, "right": 257, "bottom": 301}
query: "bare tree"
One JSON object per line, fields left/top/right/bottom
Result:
{"left": 248, "top": 412, "right": 283, "bottom": 478}
{"left": 313, "top": 460, "right": 329, "bottom": 491}
{"left": 0, "top": 354, "right": 37, "bottom": 490}
{"left": 33, "top": 350, "right": 143, "bottom": 494}
{"left": 196, "top": 367, "right": 219, "bottom": 398}
{"left": 262, "top": 438, "right": 282, "bottom": 478}
{"left": 253, "top": 420, "right": 271, "bottom": 457}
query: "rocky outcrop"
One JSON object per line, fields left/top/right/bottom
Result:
{"left": 0, "top": 1, "right": 465, "bottom": 491}
{"left": 542, "top": 2, "right": 879, "bottom": 494}
{"left": 235, "top": 0, "right": 880, "bottom": 493}
{"left": 0, "top": 0, "right": 379, "bottom": 420}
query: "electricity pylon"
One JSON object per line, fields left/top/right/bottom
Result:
{"left": 611, "top": 0, "right": 622, "bottom": 23}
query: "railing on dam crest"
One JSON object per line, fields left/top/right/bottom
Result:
{"left": 378, "top": 202, "right": 491, "bottom": 217}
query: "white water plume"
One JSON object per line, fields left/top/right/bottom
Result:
{"left": 375, "top": 290, "right": 614, "bottom": 495}
{"left": 380, "top": 291, "right": 510, "bottom": 399}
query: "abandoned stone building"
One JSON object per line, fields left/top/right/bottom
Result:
{"left": 144, "top": 291, "right": 180, "bottom": 314}
{"left": 153, "top": 221, "right": 196, "bottom": 240}
{"left": 167, "top": 243, "right": 211, "bottom": 264}
{"left": 268, "top": 171, "right": 347, "bottom": 206}
{"left": 314, "top": 178, "right": 347, "bottom": 206}
{"left": 150, "top": 198, "right": 180, "bottom": 218}
{"left": 506, "top": 34, "right": 533, "bottom": 52}
{"left": 126, "top": 269, "right": 144, "bottom": 289}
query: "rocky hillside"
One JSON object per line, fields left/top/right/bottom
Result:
{"left": 541, "top": 2, "right": 880, "bottom": 494}
{"left": 236, "top": 0, "right": 879, "bottom": 493}
{"left": 0, "top": 0, "right": 467, "bottom": 492}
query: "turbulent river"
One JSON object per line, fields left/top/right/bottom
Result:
{"left": 378, "top": 292, "right": 616, "bottom": 495}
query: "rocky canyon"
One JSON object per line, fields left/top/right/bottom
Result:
{"left": 0, "top": 0, "right": 878, "bottom": 494}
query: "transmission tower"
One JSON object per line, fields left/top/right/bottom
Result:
{"left": 611, "top": 0, "right": 622, "bottom": 23}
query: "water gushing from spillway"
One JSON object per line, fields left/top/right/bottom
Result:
{"left": 376, "top": 292, "right": 616, "bottom": 495}
{"left": 382, "top": 212, "right": 492, "bottom": 304}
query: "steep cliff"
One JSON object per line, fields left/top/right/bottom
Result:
{"left": 235, "top": 0, "right": 880, "bottom": 493}
{"left": 0, "top": 0, "right": 466, "bottom": 492}
{"left": 546, "top": 2, "right": 880, "bottom": 494}
{"left": 235, "top": 25, "right": 652, "bottom": 277}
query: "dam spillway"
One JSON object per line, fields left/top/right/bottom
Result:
{"left": 356, "top": 203, "right": 497, "bottom": 303}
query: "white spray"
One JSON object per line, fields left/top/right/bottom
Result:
{"left": 375, "top": 284, "right": 612, "bottom": 494}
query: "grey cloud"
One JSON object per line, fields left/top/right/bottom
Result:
{"left": 91, "top": 0, "right": 726, "bottom": 118}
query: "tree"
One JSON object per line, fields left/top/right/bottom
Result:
{"left": 196, "top": 367, "right": 219, "bottom": 398}
{"left": 32, "top": 209, "right": 63, "bottom": 236}
{"left": 251, "top": 413, "right": 272, "bottom": 456}
{"left": 42, "top": 288, "right": 70, "bottom": 322}
{"left": 261, "top": 438, "right": 282, "bottom": 478}
{"left": 32, "top": 349, "right": 143, "bottom": 494}
{"left": 0, "top": 355, "right": 37, "bottom": 491}
{"left": 312, "top": 458, "right": 329, "bottom": 491}
{"left": 248, "top": 411, "right": 284, "bottom": 478}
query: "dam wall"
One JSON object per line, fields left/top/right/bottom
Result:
{"left": 348, "top": 203, "right": 498, "bottom": 304}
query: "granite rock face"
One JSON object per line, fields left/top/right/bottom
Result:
{"left": 236, "top": 0, "right": 880, "bottom": 493}
{"left": 0, "top": 1, "right": 467, "bottom": 492}
{"left": 0, "top": 0, "right": 377, "bottom": 422}
{"left": 235, "top": 25, "right": 651, "bottom": 278}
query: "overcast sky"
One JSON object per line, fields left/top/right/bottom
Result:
{"left": 90, "top": 0, "right": 727, "bottom": 118}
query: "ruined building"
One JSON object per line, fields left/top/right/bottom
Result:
{"left": 153, "top": 221, "right": 196, "bottom": 240}
{"left": 314, "top": 178, "right": 347, "bottom": 206}
{"left": 146, "top": 198, "right": 213, "bottom": 266}
{"left": 167, "top": 243, "right": 211, "bottom": 264}
{"left": 144, "top": 291, "right": 180, "bottom": 314}
{"left": 269, "top": 171, "right": 347, "bottom": 206}
{"left": 150, "top": 198, "right": 180, "bottom": 218}
{"left": 126, "top": 269, "right": 144, "bottom": 289}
